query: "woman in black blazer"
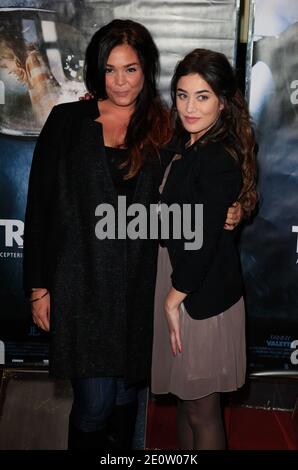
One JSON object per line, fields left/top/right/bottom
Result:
{"left": 152, "top": 49, "right": 257, "bottom": 450}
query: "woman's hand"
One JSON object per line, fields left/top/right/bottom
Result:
{"left": 79, "top": 92, "right": 94, "bottom": 101}
{"left": 224, "top": 201, "right": 243, "bottom": 230}
{"left": 164, "top": 288, "right": 187, "bottom": 356}
{"left": 30, "top": 288, "right": 50, "bottom": 332}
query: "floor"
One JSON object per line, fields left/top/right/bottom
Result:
{"left": 0, "top": 368, "right": 297, "bottom": 451}
{"left": 146, "top": 395, "right": 298, "bottom": 450}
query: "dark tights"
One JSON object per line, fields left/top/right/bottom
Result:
{"left": 176, "top": 392, "right": 226, "bottom": 450}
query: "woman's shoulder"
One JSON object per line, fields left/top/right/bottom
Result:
{"left": 198, "top": 141, "right": 240, "bottom": 172}
{"left": 39, "top": 99, "right": 100, "bottom": 143}
{"left": 49, "top": 99, "right": 99, "bottom": 120}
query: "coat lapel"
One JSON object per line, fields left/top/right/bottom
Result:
{"left": 77, "top": 117, "right": 118, "bottom": 205}
{"left": 76, "top": 99, "right": 161, "bottom": 224}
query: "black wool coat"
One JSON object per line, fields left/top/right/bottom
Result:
{"left": 23, "top": 100, "right": 163, "bottom": 384}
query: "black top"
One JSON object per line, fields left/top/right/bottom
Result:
{"left": 104, "top": 146, "right": 138, "bottom": 205}
{"left": 161, "top": 138, "right": 243, "bottom": 319}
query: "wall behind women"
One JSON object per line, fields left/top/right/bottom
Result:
{"left": 0, "top": 0, "right": 240, "bottom": 366}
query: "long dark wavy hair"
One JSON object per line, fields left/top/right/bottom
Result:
{"left": 171, "top": 48, "right": 257, "bottom": 217}
{"left": 84, "top": 19, "right": 171, "bottom": 178}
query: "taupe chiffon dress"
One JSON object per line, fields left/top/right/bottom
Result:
{"left": 151, "top": 245, "right": 246, "bottom": 400}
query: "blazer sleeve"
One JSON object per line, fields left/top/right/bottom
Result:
{"left": 171, "top": 150, "right": 241, "bottom": 294}
{"left": 23, "top": 105, "right": 62, "bottom": 293}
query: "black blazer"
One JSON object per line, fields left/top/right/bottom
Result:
{"left": 161, "top": 139, "right": 243, "bottom": 319}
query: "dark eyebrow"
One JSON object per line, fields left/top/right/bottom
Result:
{"left": 106, "top": 62, "right": 139, "bottom": 68}
{"left": 177, "top": 87, "right": 212, "bottom": 94}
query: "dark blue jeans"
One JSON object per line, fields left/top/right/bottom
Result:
{"left": 70, "top": 377, "right": 137, "bottom": 432}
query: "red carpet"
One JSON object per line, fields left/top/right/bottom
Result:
{"left": 146, "top": 397, "right": 298, "bottom": 450}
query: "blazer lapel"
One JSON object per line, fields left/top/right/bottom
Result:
{"left": 78, "top": 117, "right": 118, "bottom": 205}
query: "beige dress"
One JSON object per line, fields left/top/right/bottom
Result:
{"left": 151, "top": 245, "right": 246, "bottom": 400}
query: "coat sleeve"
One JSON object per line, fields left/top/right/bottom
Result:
{"left": 171, "top": 151, "right": 241, "bottom": 294}
{"left": 23, "top": 105, "right": 62, "bottom": 293}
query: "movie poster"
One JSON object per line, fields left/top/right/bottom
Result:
{"left": 240, "top": 0, "right": 298, "bottom": 372}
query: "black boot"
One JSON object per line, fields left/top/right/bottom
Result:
{"left": 105, "top": 400, "right": 138, "bottom": 450}
{"left": 68, "top": 418, "right": 108, "bottom": 450}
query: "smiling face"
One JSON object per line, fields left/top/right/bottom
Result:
{"left": 104, "top": 43, "right": 144, "bottom": 109}
{"left": 176, "top": 73, "right": 224, "bottom": 143}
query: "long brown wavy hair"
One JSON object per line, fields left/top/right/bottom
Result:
{"left": 84, "top": 19, "right": 171, "bottom": 179}
{"left": 171, "top": 48, "right": 257, "bottom": 217}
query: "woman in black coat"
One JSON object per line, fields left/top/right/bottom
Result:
{"left": 152, "top": 49, "right": 257, "bottom": 450}
{"left": 24, "top": 21, "right": 241, "bottom": 450}
{"left": 23, "top": 19, "right": 173, "bottom": 450}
